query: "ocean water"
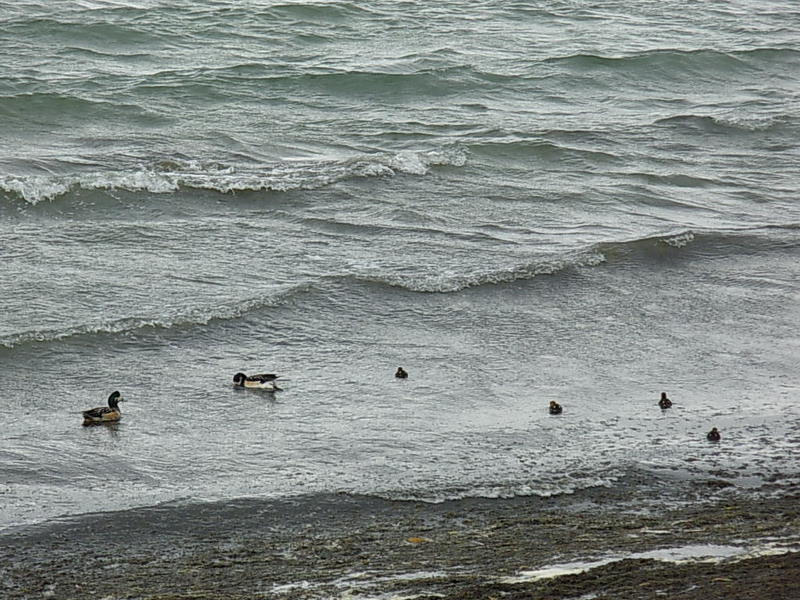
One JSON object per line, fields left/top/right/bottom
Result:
{"left": 1, "top": 0, "right": 799, "bottom": 532}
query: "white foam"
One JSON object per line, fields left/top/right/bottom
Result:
{"left": 663, "top": 231, "right": 695, "bottom": 248}
{"left": 0, "top": 175, "right": 73, "bottom": 204}
{"left": 269, "top": 570, "right": 451, "bottom": 599}
{"left": 499, "top": 541, "right": 800, "bottom": 584}
{"left": 1, "top": 149, "right": 469, "bottom": 204}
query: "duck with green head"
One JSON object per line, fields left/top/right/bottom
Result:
{"left": 82, "top": 391, "right": 125, "bottom": 426}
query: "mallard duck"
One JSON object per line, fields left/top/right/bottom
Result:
{"left": 233, "top": 372, "right": 282, "bottom": 391}
{"left": 658, "top": 392, "right": 673, "bottom": 409}
{"left": 82, "top": 391, "right": 124, "bottom": 426}
{"left": 549, "top": 400, "right": 563, "bottom": 415}
{"left": 707, "top": 427, "right": 721, "bottom": 442}
{"left": 395, "top": 367, "right": 408, "bottom": 379}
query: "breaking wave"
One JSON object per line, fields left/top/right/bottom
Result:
{"left": 0, "top": 148, "right": 468, "bottom": 205}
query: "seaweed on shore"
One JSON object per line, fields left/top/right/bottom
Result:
{"left": 1, "top": 492, "right": 798, "bottom": 600}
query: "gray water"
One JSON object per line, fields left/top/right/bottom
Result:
{"left": 1, "top": 0, "right": 799, "bottom": 531}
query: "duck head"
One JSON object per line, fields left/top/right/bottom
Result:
{"left": 233, "top": 373, "right": 246, "bottom": 386}
{"left": 108, "top": 391, "right": 124, "bottom": 408}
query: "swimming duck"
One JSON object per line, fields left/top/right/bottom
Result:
{"left": 233, "top": 372, "right": 282, "bottom": 391}
{"left": 707, "top": 427, "right": 721, "bottom": 442}
{"left": 395, "top": 367, "right": 408, "bottom": 379}
{"left": 658, "top": 392, "right": 673, "bottom": 409}
{"left": 82, "top": 391, "right": 124, "bottom": 426}
{"left": 549, "top": 401, "right": 563, "bottom": 415}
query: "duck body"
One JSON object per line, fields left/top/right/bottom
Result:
{"left": 395, "top": 367, "right": 408, "bottom": 379}
{"left": 549, "top": 401, "right": 563, "bottom": 415}
{"left": 658, "top": 392, "right": 672, "bottom": 409}
{"left": 82, "top": 391, "right": 124, "bottom": 426}
{"left": 233, "top": 372, "right": 282, "bottom": 391}
{"left": 707, "top": 427, "right": 721, "bottom": 442}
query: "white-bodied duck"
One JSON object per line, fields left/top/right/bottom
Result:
{"left": 82, "top": 391, "right": 125, "bottom": 426}
{"left": 233, "top": 372, "right": 282, "bottom": 391}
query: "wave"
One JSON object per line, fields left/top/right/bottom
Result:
{"left": 60, "top": 46, "right": 152, "bottom": 61}
{"left": 258, "top": 1, "right": 378, "bottom": 22}
{"left": 114, "top": 63, "right": 517, "bottom": 100}
{"left": 591, "top": 225, "right": 800, "bottom": 262}
{"left": 0, "top": 247, "right": 606, "bottom": 349}
{"left": 290, "top": 65, "right": 516, "bottom": 97}
{"left": 3, "top": 15, "right": 169, "bottom": 51}
{"left": 0, "top": 284, "right": 312, "bottom": 350}
{"left": 355, "top": 250, "right": 608, "bottom": 294}
{"left": 3, "top": 226, "right": 796, "bottom": 349}
{"left": 654, "top": 113, "right": 796, "bottom": 134}
{"left": 544, "top": 47, "right": 799, "bottom": 77}
{"left": 350, "top": 226, "right": 800, "bottom": 294}
{"left": 0, "top": 92, "right": 163, "bottom": 128}
{"left": 468, "top": 139, "right": 621, "bottom": 167}
{"left": 353, "top": 231, "right": 700, "bottom": 294}
{"left": 621, "top": 171, "right": 720, "bottom": 188}
{"left": 6, "top": 61, "right": 515, "bottom": 107}
{"left": 0, "top": 148, "right": 468, "bottom": 205}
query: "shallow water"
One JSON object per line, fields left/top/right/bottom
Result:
{"left": 1, "top": 0, "right": 799, "bottom": 531}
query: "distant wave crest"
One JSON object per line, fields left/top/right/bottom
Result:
{"left": 0, "top": 148, "right": 468, "bottom": 205}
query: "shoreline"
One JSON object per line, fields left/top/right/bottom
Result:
{"left": 2, "top": 487, "right": 799, "bottom": 599}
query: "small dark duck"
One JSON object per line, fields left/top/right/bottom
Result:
{"left": 395, "top": 367, "right": 408, "bottom": 379}
{"left": 233, "top": 372, "right": 282, "bottom": 391}
{"left": 549, "top": 400, "right": 563, "bottom": 415}
{"left": 82, "top": 391, "right": 124, "bottom": 426}
{"left": 658, "top": 392, "right": 673, "bottom": 409}
{"left": 707, "top": 427, "right": 721, "bottom": 442}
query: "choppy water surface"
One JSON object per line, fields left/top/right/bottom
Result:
{"left": 1, "top": 0, "right": 799, "bottom": 531}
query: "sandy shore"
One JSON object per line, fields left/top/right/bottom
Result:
{"left": 2, "top": 488, "right": 798, "bottom": 599}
